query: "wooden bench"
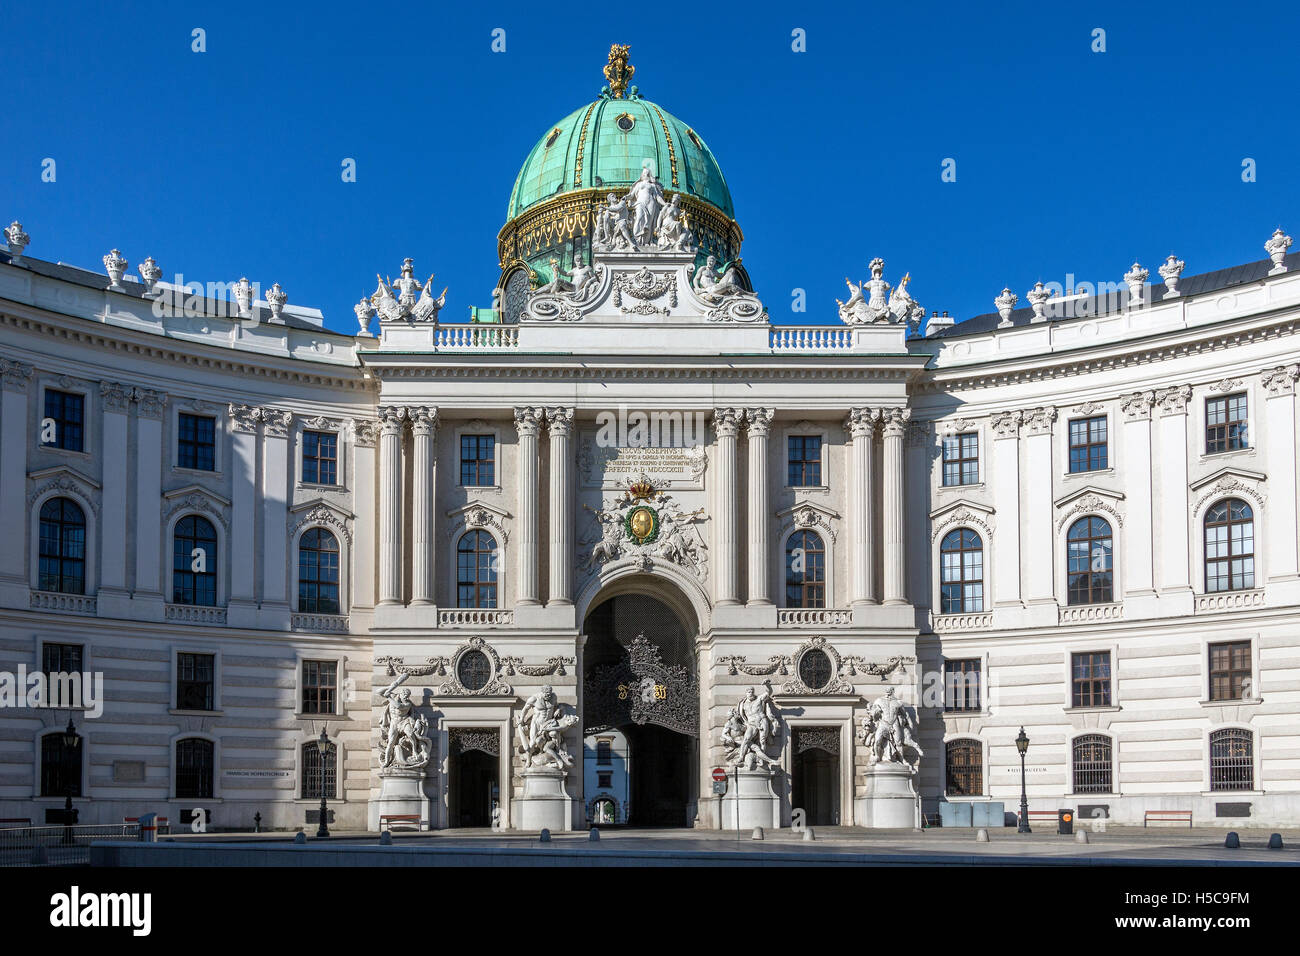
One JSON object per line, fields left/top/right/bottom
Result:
{"left": 122, "top": 816, "right": 170, "bottom": 836}
{"left": 0, "top": 818, "right": 31, "bottom": 828}
{"left": 379, "top": 814, "right": 422, "bottom": 832}
{"left": 1024, "top": 810, "right": 1062, "bottom": 827}
{"left": 1144, "top": 809, "right": 1193, "bottom": 828}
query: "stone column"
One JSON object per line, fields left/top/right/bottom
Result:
{"left": 1120, "top": 392, "right": 1156, "bottom": 597}
{"left": 745, "top": 407, "right": 774, "bottom": 606}
{"left": 1154, "top": 386, "right": 1192, "bottom": 594}
{"left": 0, "top": 361, "right": 32, "bottom": 594}
{"left": 847, "top": 407, "right": 878, "bottom": 606}
{"left": 1263, "top": 366, "right": 1300, "bottom": 580}
{"left": 881, "top": 407, "right": 911, "bottom": 605}
{"left": 1021, "top": 407, "right": 1057, "bottom": 605}
{"left": 410, "top": 407, "right": 438, "bottom": 605}
{"left": 711, "top": 408, "right": 742, "bottom": 606}
{"left": 133, "top": 389, "right": 167, "bottom": 603}
{"left": 547, "top": 406, "right": 575, "bottom": 607}
{"left": 990, "top": 410, "right": 1023, "bottom": 607}
{"left": 98, "top": 383, "right": 132, "bottom": 595}
{"left": 261, "top": 409, "right": 293, "bottom": 612}
{"left": 350, "top": 419, "right": 378, "bottom": 609}
{"left": 515, "top": 406, "right": 543, "bottom": 606}
{"left": 377, "top": 406, "right": 407, "bottom": 606}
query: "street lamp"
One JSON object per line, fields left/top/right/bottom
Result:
{"left": 315, "top": 728, "right": 331, "bottom": 839}
{"left": 61, "top": 717, "right": 80, "bottom": 845}
{"left": 1015, "top": 726, "right": 1031, "bottom": 834}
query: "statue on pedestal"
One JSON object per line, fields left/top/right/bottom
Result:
{"left": 722, "top": 680, "right": 784, "bottom": 770}
{"left": 378, "top": 672, "right": 433, "bottom": 770}
{"left": 515, "top": 685, "right": 578, "bottom": 771}
{"left": 861, "top": 687, "right": 924, "bottom": 771}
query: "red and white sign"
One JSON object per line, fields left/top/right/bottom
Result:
{"left": 711, "top": 767, "right": 727, "bottom": 782}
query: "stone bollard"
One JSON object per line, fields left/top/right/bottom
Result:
{"left": 379, "top": 831, "right": 392, "bottom": 846}
{"left": 1268, "top": 833, "right": 1284, "bottom": 849}
{"left": 803, "top": 827, "right": 815, "bottom": 842}
{"left": 539, "top": 828, "right": 551, "bottom": 843}
{"left": 1075, "top": 830, "right": 1089, "bottom": 844}
{"left": 975, "top": 828, "right": 989, "bottom": 842}
{"left": 751, "top": 827, "right": 764, "bottom": 841}
{"left": 1224, "top": 832, "right": 1240, "bottom": 849}
{"left": 589, "top": 828, "right": 600, "bottom": 842}
{"left": 293, "top": 831, "right": 307, "bottom": 845}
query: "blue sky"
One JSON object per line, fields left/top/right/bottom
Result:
{"left": 3, "top": 0, "right": 1297, "bottom": 333}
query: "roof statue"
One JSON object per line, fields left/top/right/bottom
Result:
{"left": 603, "top": 43, "right": 634, "bottom": 99}
{"left": 838, "top": 257, "right": 924, "bottom": 329}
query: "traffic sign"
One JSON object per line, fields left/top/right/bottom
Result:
{"left": 711, "top": 766, "right": 727, "bottom": 782}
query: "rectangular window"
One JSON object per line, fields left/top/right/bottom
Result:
{"left": 177, "top": 413, "right": 217, "bottom": 471}
{"left": 42, "top": 642, "right": 84, "bottom": 676}
{"left": 597, "top": 772, "right": 612, "bottom": 789}
{"left": 302, "top": 430, "right": 338, "bottom": 485}
{"left": 301, "top": 743, "right": 337, "bottom": 800}
{"left": 942, "top": 432, "right": 979, "bottom": 486}
{"left": 302, "top": 660, "right": 338, "bottom": 715}
{"left": 787, "top": 436, "right": 822, "bottom": 487}
{"left": 460, "top": 434, "right": 495, "bottom": 486}
{"left": 1208, "top": 640, "right": 1252, "bottom": 701}
{"left": 596, "top": 740, "right": 612, "bottom": 766}
{"left": 1071, "top": 651, "right": 1112, "bottom": 708}
{"left": 1068, "top": 416, "right": 1108, "bottom": 473}
{"left": 42, "top": 389, "right": 84, "bottom": 452}
{"left": 943, "top": 659, "right": 982, "bottom": 712}
{"left": 176, "top": 652, "right": 215, "bottom": 711}
{"left": 1206, "top": 393, "right": 1248, "bottom": 454}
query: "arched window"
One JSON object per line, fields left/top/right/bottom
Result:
{"left": 784, "top": 530, "right": 826, "bottom": 608}
{"left": 298, "top": 528, "right": 340, "bottom": 614}
{"left": 40, "top": 731, "right": 82, "bottom": 798}
{"left": 1072, "top": 734, "right": 1113, "bottom": 794}
{"left": 939, "top": 529, "right": 983, "bottom": 613}
{"left": 1209, "top": 728, "right": 1254, "bottom": 791}
{"left": 944, "top": 738, "right": 982, "bottom": 796}
{"left": 1067, "top": 516, "right": 1113, "bottom": 605}
{"left": 38, "top": 497, "right": 86, "bottom": 594}
{"left": 301, "top": 740, "right": 337, "bottom": 800}
{"left": 456, "top": 530, "right": 498, "bottom": 608}
{"left": 173, "top": 516, "right": 217, "bottom": 606}
{"left": 175, "top": 738, "right": 214, "bottom": 799}
{"left": 1205, "top": 499, "right": 1254, "bottom": 593}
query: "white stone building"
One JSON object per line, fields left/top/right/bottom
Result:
{"left": 1, "top": 51, "right": 1297, "bottom": 831}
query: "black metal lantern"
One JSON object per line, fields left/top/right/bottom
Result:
{"left": 1016, "top": 726, "right": 1031, "bottom": 833}
{"left": 315, "top": 729, "right": 331, "bottom": 839}
{"left": 1016, "top": 727, "right": 1029, "bottom": 756}
{"left": 61, "top": 717, "right": 80, "bottom": 844}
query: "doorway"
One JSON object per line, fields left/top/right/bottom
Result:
{"left": 624, "top": 723, "right": 693, "bottom": 827}
{"left": 791, "top": 727, "right": 840, "bottom": 826}
{"left": 448, "top": 730, "right": 499, "bottom": 828}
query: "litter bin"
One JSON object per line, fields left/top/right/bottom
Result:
{"left": 1058, "top": 809, "right": 1074, "bottom": 835}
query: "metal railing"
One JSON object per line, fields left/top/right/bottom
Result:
{"left": 0, "top": 823, "right": 138, "bottom": 867}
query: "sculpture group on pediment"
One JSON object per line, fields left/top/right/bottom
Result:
{"left": 358, "top": 258, "right": 446, "bottom": 325}
{"left": 591, "top": 169, "right": 697, "bottom": 255}
{"left": 838, "top": 257, "right": 924, "bottom": 329}
{"left": 580, "top": 480, "right": 708, "bottom": 579}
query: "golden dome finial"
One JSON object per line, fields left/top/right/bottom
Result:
{"left": 604, "top": 44, "right": 634, "bottom": 99}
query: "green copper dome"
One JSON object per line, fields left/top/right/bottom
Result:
{"left": 506, "top": 95, "right": 735, "bottom": 222}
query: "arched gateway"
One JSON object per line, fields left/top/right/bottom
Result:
{"left": 581, "top": 581, "right": 701, "bottom": 827}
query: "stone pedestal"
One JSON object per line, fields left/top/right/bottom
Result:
{"left": 367, "top": 768, "right": 428, "bottom": 831}
{"left": 719, "top": 769, "right": 781, "bottom": 831}
{"left": 515, "top": 768, "right": 572, "bottom": 832}
{"left": 853, "top": 763, "right": 921, "bottom": 828}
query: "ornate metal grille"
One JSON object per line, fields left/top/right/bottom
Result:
{"left": 457, "top": 650, "right": 492, "bottom": 692}
{"left": 945, "top": 738, "right": 982, "bottom": 797}
{"left": 449, "top": 728, "right": 500, "bottom": 757}
{"left": 794, "top": 726, "right": 839, "bottom": 756}
{"left": 175, "top": 738, "right": 214, "bottom": 799}
{"left": 797, "top": 649, "right": 833, "bottom": 691}
{"left": 1210, "top": 728, "right": 1253, "bottom": 791}
{"left": 1071, "top": 734, "right": 1112, "bottom": 794}
{"left": 301, "top": 742, "right": 337, "bottom": 799}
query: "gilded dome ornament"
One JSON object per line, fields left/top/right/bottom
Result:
{"left": 604, "top": 44, "right": 634, "bottom": 99}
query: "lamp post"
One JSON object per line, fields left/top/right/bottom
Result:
{"left": 1015, "top": 726, "right": 1031, "bottom": 834}
{"left": 61, "top": 717, "right": 80, "bottom": 846}
{"left": 315, "top": 728, "right": 331, "bottom": 839}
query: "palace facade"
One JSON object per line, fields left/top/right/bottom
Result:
{"left": 2, "top": 51, "right": 1298, "bottom": 831}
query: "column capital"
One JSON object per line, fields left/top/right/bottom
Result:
{"left": 351, "top": 418, "right": 379, "bottom": 448}
{"left": 711, "top": 407, "right": 743, "bottom": 438}
{"left": 1021, "top": 406, "right": 1056, "bottom": 436}
{"left": 880, "top": 406, "right": 912, "bottom": 439}
{"left": 545, "top": 406, "right": 575, "bottom": 437}
{"left": 379, "top": 405, "right": 408, "bottom": 434}
{"left": 514, "top": 405, "right": 544, "bottom": 436}
{"left": 1119, "top": 390, "right": 1156, "bottom": 421}
{"left": 0, "top": 359, "right": 33, "bottom": 393}
{"left": 744, "top": 407, "right": 774, "bottom": 437}
{"left": 990, "top": 409, "right": 1023, "bottom": 439}
{"left": 100, "top": 381, "right": 133, "bottom": 413}
{"left": 1154, "top": 385, "right": 1192, "bottom": 416}
{"left": 262, "top": 408, "right": 293, "bottom": 438}
{"left": 845, "top": 406, "right": 880, "bottom": 438}
{"left": 136, "top": 388, "right": 168, "bottom": 420}
{"left": 1262, "top": 364, "right": 1300, "bottom": 396}
{"left": 410, "top": 406, "right": 439, "bottom": 438}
